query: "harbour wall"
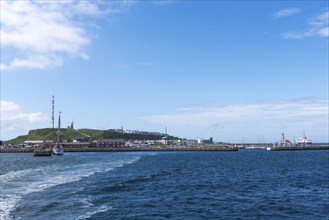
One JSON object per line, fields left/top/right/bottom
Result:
{"left": 267, "top": 145, "right": 329, "bottom": 151}
{"left": 1, "top": 145, "right": 328, "bottom": 153}
{"left": 64, "top": 146, "right": 238, "bottom": 152}
{"left": 0, "top": 146, "right": 238, "bottom": 153}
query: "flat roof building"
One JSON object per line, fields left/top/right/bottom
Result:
{"left": 93, "top": 139, "right": 126, "bottom": 148}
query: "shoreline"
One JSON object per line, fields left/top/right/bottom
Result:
{"left": 1, "top": 145, "right": 329, "bottom": 153}
{"left": 0, "top": 146, "right": 238, "bottom": 153}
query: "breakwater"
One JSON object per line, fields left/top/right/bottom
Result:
{"left": 0, "top": 146, "right": 238, "bottom": 153}
{"left": 33, "top": 149, "right": 52, "bottom": 156}
{"left": 0, "top": 148, "right": 34, "bottom": 153}
{"left": 267, "top": 145, "right": 329, "bottom": 151}
{"left": 64, "top": 146, "right": 238, "bottom": 152}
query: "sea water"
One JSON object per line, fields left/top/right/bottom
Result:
{"left": 0, "top": 150, "right": 328, "bottom": 219}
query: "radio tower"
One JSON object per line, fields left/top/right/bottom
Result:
{"left": 52, "top": 95, "right": 55, "bottom": 128}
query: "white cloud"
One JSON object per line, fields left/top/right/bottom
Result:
{"left": 137, "top": 98, "right": 329, "bottom": 142}
{"left": 0, "top": 1, "right": 131, "bottom": 71}
{"left": 1, "top": 100, "right": 47, "bottom": 140}
{"left": 280, "top": 10, "right": 329, "bottom": 39}
{"left": 139, "top": 98, "right": 328, "bottom": 126}
{"left": 280, "top": 32, "right": 304, "bottom": 40}
{"left": 73, "top": 1, "right": 107, "bottom": 16}
{"left": 317, "top": 27, "right": 329, "bottom": 37}
{"left": 1, "top": 101, "right": 20, "bottom": 112}
{"left": 304, "top": 11, "right": 329, "bottom": 37}
{"left": 2, "top": 55, "right": 64, "bottom": 70}
{"left": 273, "top": 8, "right": 301, "bottom": 18}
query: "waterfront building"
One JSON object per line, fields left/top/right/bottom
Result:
{"left": 62, "top": 142, "right": 90, "bottom": 148}
{"left": 177, "top": 139, "right": 197, "bottom": 146}
{"left": 93, "top": 139, "right": 126, "bottom": 148}
{"left": 22, "top": 140, "right": 44, "bottom": 147}
{"left": 198, "top": 137, "right": 213, "bottom": 144}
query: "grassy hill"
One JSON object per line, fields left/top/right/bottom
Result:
{"left": 5, "top": 128, "right": 179, "bottom": 144}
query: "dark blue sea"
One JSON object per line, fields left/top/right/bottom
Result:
{"left": 1, "top": 150, "right": 328, "bottom": 219}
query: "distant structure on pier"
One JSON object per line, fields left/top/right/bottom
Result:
{"left": 69, "top": 120, "right": 74, "bottom": 129}
{"left": 278, "top": 133, "right": 292, "bottom": 147}
{"left": 51, "top": 96, "right": 55, "bottom": 128}
{"left": 198, "top": 137, "right": 213, "bottom": 144}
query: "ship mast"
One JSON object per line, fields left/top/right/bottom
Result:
{"left": 57, "top": 112, "right": 62, "bottom": 143}
{"left": 52, "top": 96, "right": 55, "bottom": 128}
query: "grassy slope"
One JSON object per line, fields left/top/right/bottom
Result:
{"left": 5, "top": 128, "right": 179, "bottom": 144}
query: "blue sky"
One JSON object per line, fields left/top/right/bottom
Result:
{"left": 1, "top": 0, "right": 328, "bottom": 143}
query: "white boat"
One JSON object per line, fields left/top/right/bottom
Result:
{"left": 296, "top": 131, "right": 312, "bottom": 145}
{"left": 52, "top": 142, "right": 64, "bottom": 155}
{"left": 52, "top": 112, "right": 64, "bottom": 155}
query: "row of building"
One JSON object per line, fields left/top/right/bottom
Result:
{"left": 3, "top": 137, "right": 214, "bottom": 149}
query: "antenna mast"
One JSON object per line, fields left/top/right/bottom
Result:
{"left": 52, "top": 95, "right": 55, "bottom": 128}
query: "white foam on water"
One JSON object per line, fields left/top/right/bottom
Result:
{"left": 126, "top": 156, "right": 141, "bottom": 164}
{"left": 81, "top": 198, "right": 94, "bottom": 208}
{"left": 0, "top": 155, "right": 141, "bottom": 220}
{"left": 0, "top": 194, "right": 21, "bottom": 220}
{"left": 0, "top": 168, "right": 43, "bottom": 187}
{"left": 75, "top": 205, "right": 113, "bottom": 220}
{"left": 103, "top": 156, "right": 140, "bottom": 172}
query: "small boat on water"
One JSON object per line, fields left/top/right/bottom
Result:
{"left": 52, "top": 142, "right": 64, "bottom": 155}
{"left": 52, "top": 112, "right": 64, "bottom": 155}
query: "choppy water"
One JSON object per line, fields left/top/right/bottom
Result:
{"left": 0, "top": 150, "right": 328, "bottom": 219}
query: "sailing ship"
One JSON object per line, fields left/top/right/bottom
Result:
{"left": 52, "top": 112, "right": 64, "bottom": 155}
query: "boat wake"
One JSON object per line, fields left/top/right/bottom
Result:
{"left": 75, "top": 205, "right": 113, "bottom": 220}
{"left": 0, "top": 154, "right": 142, "bottom": 220}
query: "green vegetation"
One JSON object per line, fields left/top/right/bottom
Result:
{"left": 6, "top": 135, "right": 29, "bottom": 145}
{"left": 103, "top": 130, "right": 167, "bottom": 140}
{"left": 5, "top": 128, "right": 179, "bottom": 144}
{"left": 76, "top": 129, "right": 105, "bottom": 139}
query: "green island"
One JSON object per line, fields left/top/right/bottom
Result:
{"left": 1, "top": 128, "right": 237, "bottom": 152}
{"left": 4, "top": 128, "right": 178, "bottom": 145}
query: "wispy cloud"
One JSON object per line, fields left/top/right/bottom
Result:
{"left": 1, "top": 100, "right": 47, "bottom": 140}
{"left": 280, "top": 32, "right": 304, "bottom": 40}
{"left": 280, "top": 10, "right": 329, "bottom": 39}
{"left": 273, "top": 8, "right": 301, "bottom": 18}
{"left": 137, "top": 98, "right": 329, "bottom": 142}
{"left": 0, "top": 1, "right": 132, "bottom": 71}
{"left": 138, "top": 98, "right": 328, "bottom": 127}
